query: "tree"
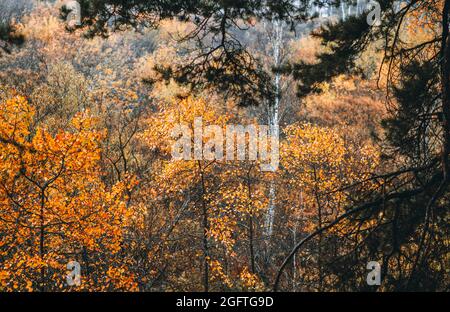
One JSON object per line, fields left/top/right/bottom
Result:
{"left": 1, "top": 0, "right": 447, "bottom": 292}
{"left": 0, "top": 0, "right": 29, "bottom": 55}
{"left": 271, "top": 123, "right": 380, "bottom": 291}
{"left": 0, "top": 94, "right": 136, "bottom": 291}
{"left": 140, "top": 94, "right": 269, "bottom": 291}
{"left": 275, "top": 0, "right": 450, "bottom": 291}
{"left": 70, "top": 0, "right": 323, "bottom": 107}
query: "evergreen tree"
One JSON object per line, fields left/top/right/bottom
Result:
{"left": 276, "top": 0, "right": 450, "bottom": 291}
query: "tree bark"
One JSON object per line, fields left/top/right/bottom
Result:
{"left": 246, "top": 171, "right": 256, "bottom": 274}
{"left": 198, "top": 161, "right": 209, "bottom": 292}
{"left": 441, "top": 0, "right": 450, "bottom": 181}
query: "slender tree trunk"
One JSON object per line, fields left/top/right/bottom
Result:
{"left": 357, "top": 0, "right": 363, "bottom": 15}
{"left": 39, "top": 188, "right": 45, "bottom": 292}
{"left": 198, "top": 161, "right": 209, "bottom": 292}
{"left": 312, "top": 167, "right": 323, "bottom": 291}
{"left": 265, "top": 19, "right": 282, "bottom": 238}
{"left": 246, "top": 171, "right": 256, "bottom": 274}
{"left": 341, "top": 2, "right": 346, "bottom": 21}
{"left": 441, "top": 0, "right": 450, "bottom": 180}
{"left": 292, "top": 226, "right": 297, "bottom": 291}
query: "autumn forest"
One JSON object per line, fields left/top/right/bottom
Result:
{"left": 0, "top": 0, "right": 448, "bottom": 293}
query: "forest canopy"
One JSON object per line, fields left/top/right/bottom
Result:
{"left": 0, "top": 0, "right": 448, "bottom": 292}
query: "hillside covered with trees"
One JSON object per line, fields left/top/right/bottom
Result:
{"left": 0, "top": 0, "right": 448, "bottom": 292}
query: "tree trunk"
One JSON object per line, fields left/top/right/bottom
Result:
{"left": 39, "top": 188, "right": 45, "bottom": 292}
{"left": 441, "top": 0, "right": 450, "bottom": 180}
{"left": 313, "top": 167, "right": 323, "bottom": 291}
{"left": 198, "top": 161, "right": 209, "bottom": 292}
{"left": 246, "top": 172, "right": 256, "bottom": 274}
{"left": 265, "top": 19, "right": 282, "bottom": 238}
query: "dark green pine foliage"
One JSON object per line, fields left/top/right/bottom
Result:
{"left": 0, "top": 22, "right": 24, "bottom": 55}
{"left": 382, "top": 60, "right": 441, "bottom": 162}
{"left": 276, "top": 0, "right": 449, "bottom": 291}
{"left": 73, "top": 0, "right": 314, "bottom": 106}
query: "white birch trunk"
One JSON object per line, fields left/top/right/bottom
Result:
{"left": 265, "top": 19, "right": 282, "bottom": 238}
{"left": 341, "top": 2, "right": 346, "bottom": 21}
